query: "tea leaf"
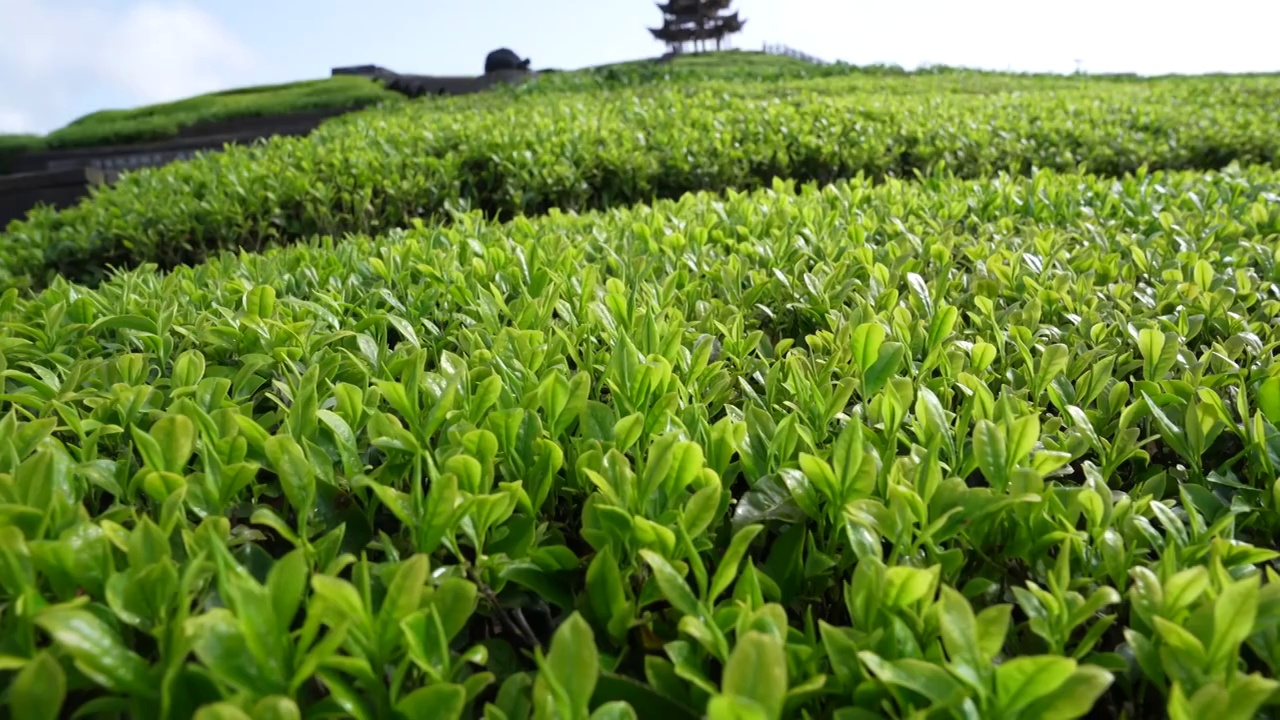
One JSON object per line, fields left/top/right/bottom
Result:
{"left": 721, "top": 632, "right": 787, "bottom": 720}
{"left": 395, "top": 683, "right": 467, "bottom": 720}
{"left": 35, "top": 607, "right": 154, "bottom": 697}
{"left": 639, "top": 550, "right": 701, "bottom": 618}
{"left": 10, "top": 652, "right": 66, "bottom": 720}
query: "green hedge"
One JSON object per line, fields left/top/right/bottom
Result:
{"left": 4, "top": 74, "right": 1279, "bottom": 292}
{"left": 0, "top": 78, "right": 400, "bottom": 179}
{"left": 42, "top": 77, "right": 402, "bottom": 150}
{"left": 530, "top": 50, "right": 874, "bottom": 91}
{"left": 4, "top": 167, "right": 1280, "bottom": 718}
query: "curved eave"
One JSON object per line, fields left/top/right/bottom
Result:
{"left": 656, "top": 0, "right": 731, "bottom": 12}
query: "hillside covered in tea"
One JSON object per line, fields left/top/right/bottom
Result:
{"left": 2, "top": 47, "right": 1280, "bottom": 720}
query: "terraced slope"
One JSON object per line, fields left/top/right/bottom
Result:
{"left": 1, "top": 77, "right": 401, "bottom": 155}
{"left": 0, "top": 50, "right": 841, "bottom": 165}
{"left": 4, "top": 167, "right": 1280, "bottom": 719}
{"left": 3, "top": 73, "right": 1278, "bottom": 291}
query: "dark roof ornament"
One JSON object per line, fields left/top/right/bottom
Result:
{"left": 485, "top": 48, "right": 531, "bottom": 75}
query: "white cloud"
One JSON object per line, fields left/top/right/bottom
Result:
{"left": 735, "top": 0, "right": 1280, "bottom": 77}
{"left": 104, "top": 3, "right": 255, "bottom": 103}
{"left": 0, "top": 108, "right": 35, "bottom": 134}
{"left": 0, "top": 0, "right": 256, "bottom": 133}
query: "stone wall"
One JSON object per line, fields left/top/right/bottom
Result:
{"left": 378, "top": 69, "right": 531, "bottom": 98}
{"left": 12, "top": 108, "right": 360, "bottom": 174}
{"left": 0, "top": 168, "right": 119, "bottom": 228}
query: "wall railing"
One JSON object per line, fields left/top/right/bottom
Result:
{"left": 762, "top": 43, "right": 829, "bottom": 65}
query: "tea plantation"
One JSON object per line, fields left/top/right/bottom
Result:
{"left": 0, "top": 76, "right": 401, "bottom": 177}
{"left": 3, "top": 61, "right": 1280, "bottom": 720}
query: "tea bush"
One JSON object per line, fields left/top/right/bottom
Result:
{"left": 3, "top": 74, "right": 1279, "bottom": 291}
{"left": 38, "top": 77, "right": 401, "bottom": 151}
{"left": 4, "top": 167, "right": 1280, "bottom": 719}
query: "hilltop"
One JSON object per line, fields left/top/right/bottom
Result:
{"left": 0, "top": 52, "right": 825, "bottom": 152}
{"left": 9, "top": 46, "right": 1272, "bottom": 172}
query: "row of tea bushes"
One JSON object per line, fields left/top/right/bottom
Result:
{"left": 43, "top": 76, "right": 403, "bottom": 150}
{"left": 2, "top": 74, "right": 1279, "bottom": 291}
{"left": 3, "top": 168, "right": 1280, "bottom": 718}
{"left": 518, "top": 59, "right": 1275, "bottom": 96}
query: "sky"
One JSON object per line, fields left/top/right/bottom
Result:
{"left": 2, "top": 0, "right": 1279, "bottom": 135}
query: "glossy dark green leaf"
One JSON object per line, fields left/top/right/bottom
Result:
{"left": 1018, "top": 666, "right": 1114, "bottom": 720}
{"left": 266, "top": 549, "right": 308, "bottom": 632}
{"left": 427, "top": 577, "right": 478, "bottom": 643}
{"left": 395, "top": 683, "right": 467, "bottom": 720}
{"left": 973, "top": 420, "right": 1009, "bottom": 491}
{"left": 35, "top": 607, "right": 154, "bottom": 697}
{"left": 265, "top": 434, "right": 317, "bottom": 522}
{"left": 639, "top": 550, "right": 701, "bottom": 618}
{"left": 186, "top": 608, "right": 277, "bottom": 696}
{"left": 245, "top": 285, "right": 277, "bottom": 319}
{"left": 859, "top": 653, "right": 963, "bottom": 705}
{"left": 721, "top": 631, "right": 787, "bottom": 720}
{"left": 863, "top": 342, "right": 905, "bottom": 398}
{"left": 850, "top": 323, "right": 886, "bottom": 374}
{"left": 995, "top": 656, "right": 1077, "bottom": 713}
{"left": 252, "top": 697, "right": 303, "bottom": 720}
{"left": 709, "top": 525, "right": 764, "bottom": 601}
{"left": 732, "top": 476, "right": 805, "bottom": 528}
{"left": 535, "top": 612, "right": 600, "bottom": 718}
{"left": 1142, "top": 393, "right": 1192, "bottom": 463}
{"left": 149, "top": 414, "right": 196, "bottom": 474}
{"left": 193, "top": 704, "right": 253, "bottom": 720}
{"left": 10, "top": 651, "right": 66, "bottom": 720}
{"left": 937, "top": 586, "right": 981, "bottom": 671}
{"left": 316, "top": 669, "right": 375, "bottom": 720}
{"left": 1258, "top": 376, "right": 1280, "bottom": 425}
{"left": 377, "top": 554, "right": 430, "bottom": 654}
{"left": 586, "top": 546, "right": 631, "bottom": 643}
{"left": 310, "top": 575, "right": 368, "bottom": 627}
